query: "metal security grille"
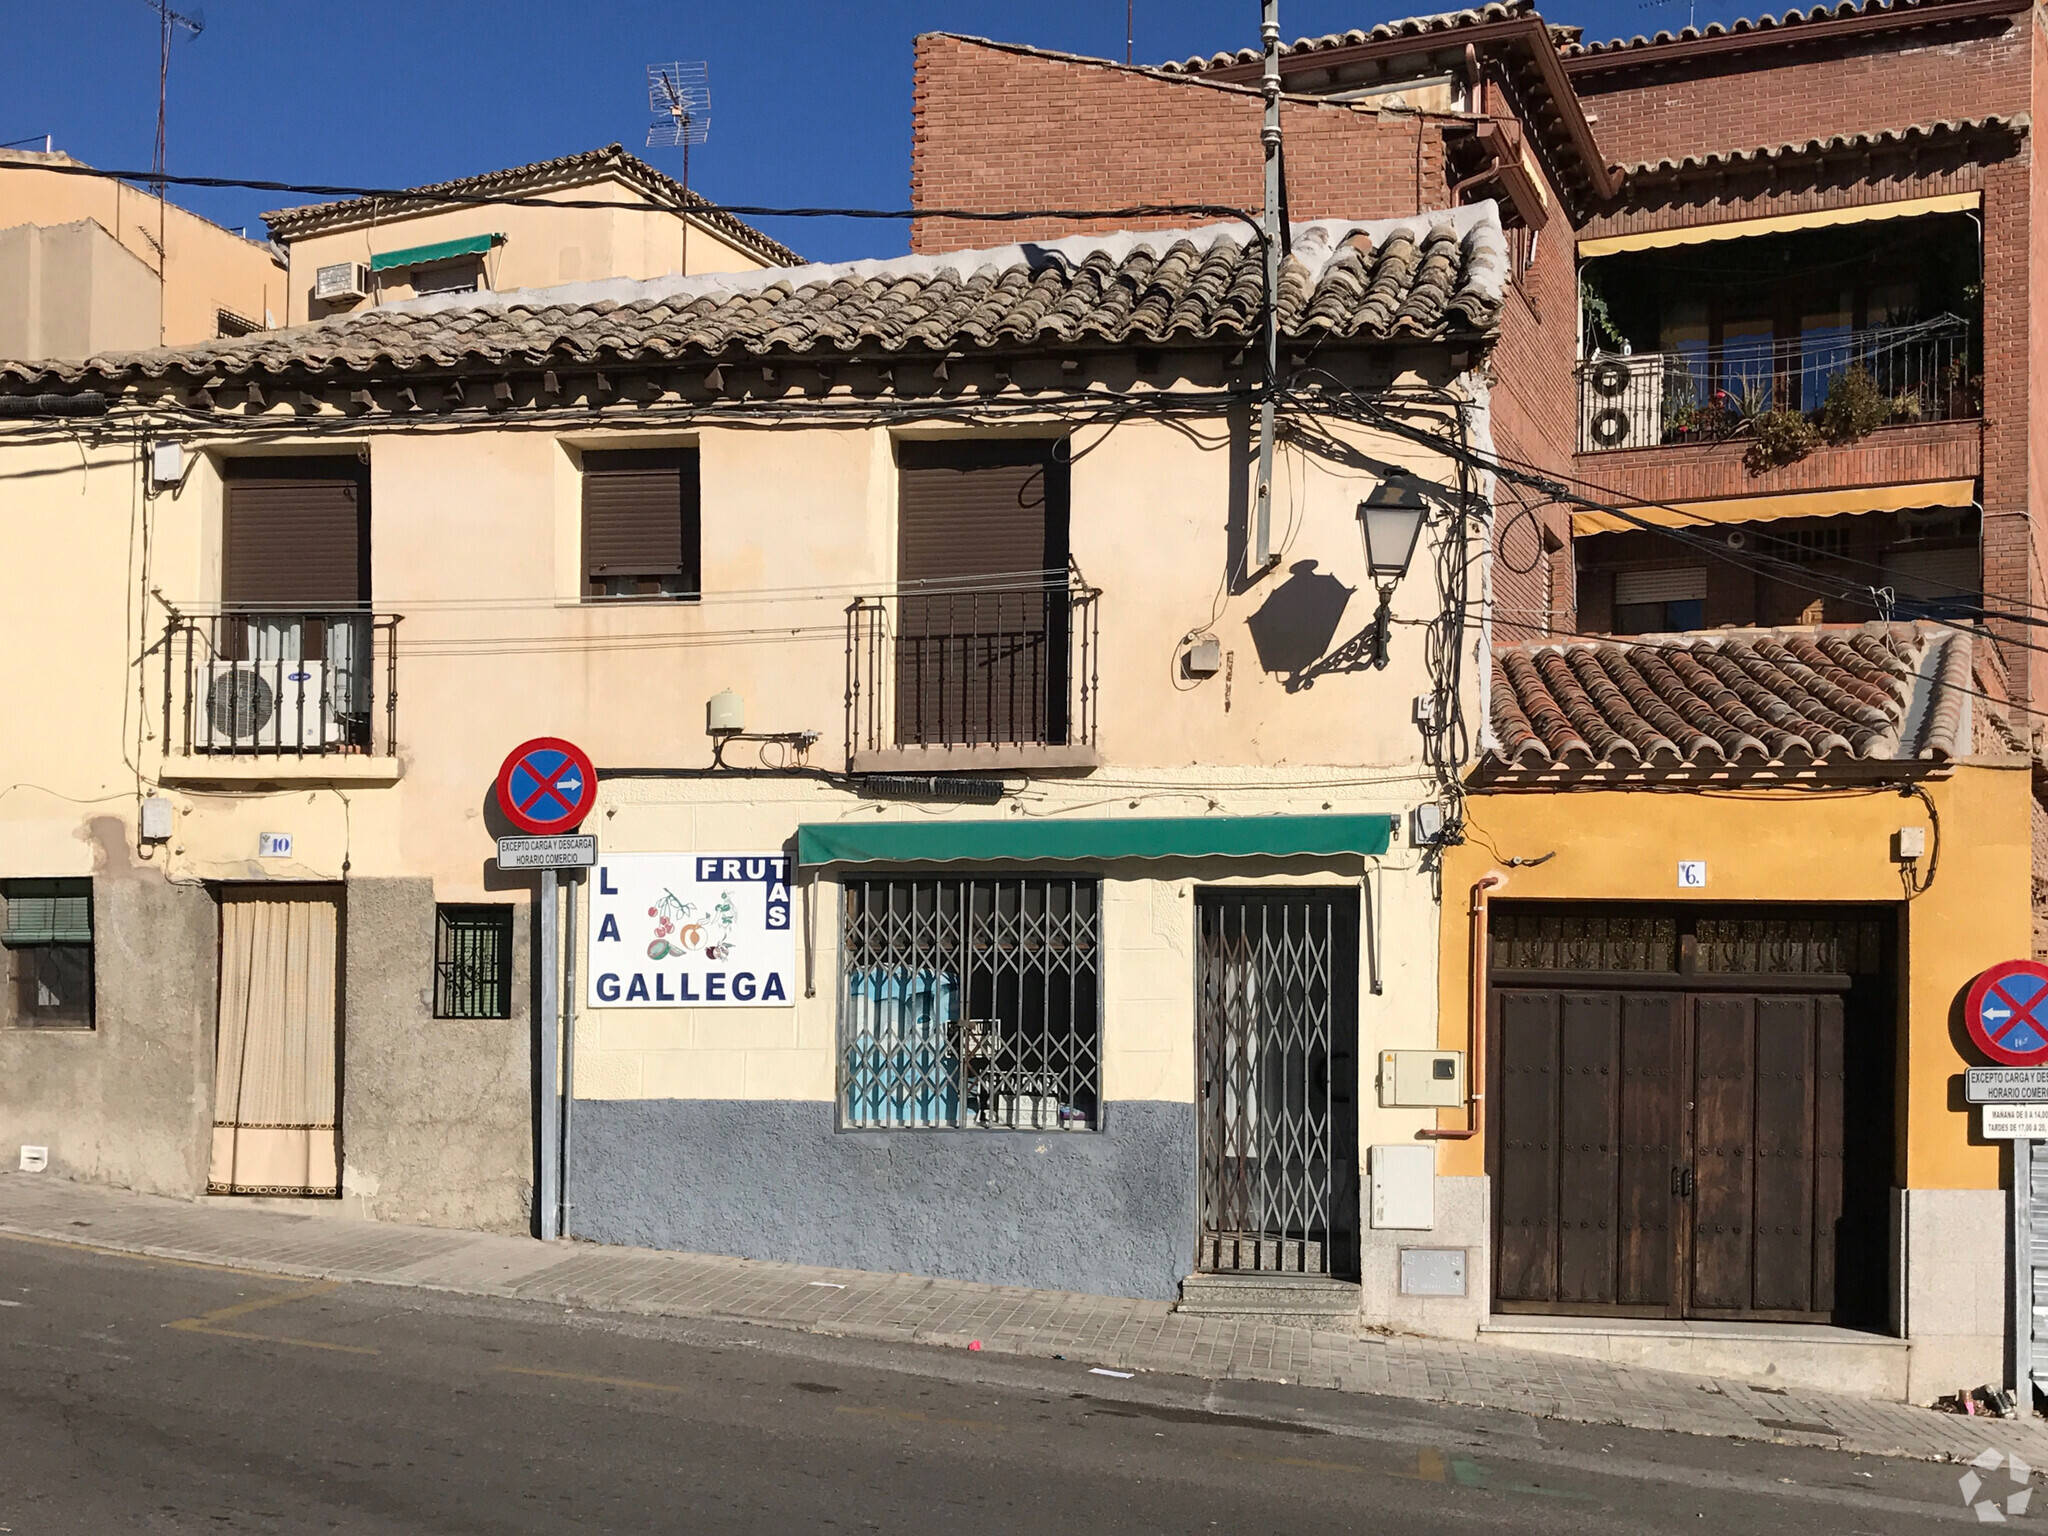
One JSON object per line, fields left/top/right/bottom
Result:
{"left": 841, "top": 876, "right": 1099, "bottom": 1130}
{"left": 1197, "top": 889, "right": 1360, "bottom": 1279}
{"left": 434, "top": 905, "right": 513, "bottom": 1019}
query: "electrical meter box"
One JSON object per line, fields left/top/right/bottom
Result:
{"left": 1378, "top": 1050, "right": 1465, "bottom": 1108}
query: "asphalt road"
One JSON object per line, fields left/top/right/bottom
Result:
{"left": 0, "top": 1230, "right": 2007, "bottom": 1532}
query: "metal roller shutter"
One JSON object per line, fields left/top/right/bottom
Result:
{"left": 1612, "top": 566, "right": 1707, "bottom": 606}
{"left": 221, "top": 458, "right": 369, "bottom": 609}
{"left": 582, "top": 448, "right": 699, "bottom": 596}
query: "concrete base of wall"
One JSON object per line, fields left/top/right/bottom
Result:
{"left": 1898, "top": 1185, "right": 2008, "bottom": 1405}
{"left": 569, "top": 1098, "right": 1198, "bottom": 1299}
{"left": 1356, "top": 1173, "right": 1488, "bottom": 1340}
{"left": 1478, "top": 1316, "right": 1911, "bottom": 1398}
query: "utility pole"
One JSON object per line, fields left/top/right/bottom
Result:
{"left": 1252, "top": 0, "right": 1283, "bottom": 573}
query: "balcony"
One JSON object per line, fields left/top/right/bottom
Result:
{"left": 158, "top": 611, "right": 401, "bottom": 783}
{"left": 1577, "top": 316, "right": 1976, "bottom": 454}
{"left": 846, "top": 568, "right": 1099, "bottom": 772}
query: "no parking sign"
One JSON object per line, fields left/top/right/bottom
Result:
{"left": 1965, "top": 960, "right": 2048, "bottom": 1067}
{"left": 495, "top": 738, "right": 597, "bottom": 836}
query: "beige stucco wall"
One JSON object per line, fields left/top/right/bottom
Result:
{"left": 282, "top": 178, "right": 780, "bottom": 323}
{"left": 0, "top": 367, "right": 1482, "bottom": 1249}
{"left": 0, "top": 221, "right": 164, "bottom": 360}
{"left": 0, "top": 150, "right": 285, "bottom": 348}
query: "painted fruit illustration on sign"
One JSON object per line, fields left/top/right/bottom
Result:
{"left": 644, "top": 887, "right": 737, "bottom": 961}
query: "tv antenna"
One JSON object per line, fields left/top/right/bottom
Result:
{"left": 646, "top": 61, "right": 711, "bottom": 273}
{"left": 1638, "top": 0, "right": 1698, "bottom": 30}
{"left": 141, "top": 0, "right": 205, "bottom": 200}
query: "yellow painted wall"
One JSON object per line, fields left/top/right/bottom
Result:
{"left": 0, "top": 150, "right": 285, "bottom": 346}
{"left": 1435, "top": 768, "right": 2033, "bottom": 1189}
{"left": 282, "top": 180, "right": 778, "bottom": 323}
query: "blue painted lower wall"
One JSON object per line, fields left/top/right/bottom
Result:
{"left": 568, "top": 1098, "right": 1198, "bottom": 1299}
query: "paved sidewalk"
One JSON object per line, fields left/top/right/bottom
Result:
{"left": 1, "top": 1171, "right": 2038, "bottom": 1465}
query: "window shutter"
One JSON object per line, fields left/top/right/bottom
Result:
{"left": 2, "top": 879, "right": 92, "bottom": 946}
{"left": 582, "top": 449, "right": 699, "bottom": 594}
{"left": 896, "top": 440, "right": 1066, "bottom": 595}
{"left": 1613, "top": 566, "right": 1707, "bottom": 605}
{"left": 222, "top": 458, "right": 369, "bottom": 609}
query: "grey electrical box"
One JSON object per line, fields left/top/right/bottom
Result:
{"left": 1409, "top": 803, "right": 1445, "bottom": 846}
{"left": 140, "top": 796, "right": 174, "bottom": 842}
{"left": 1379, "top": 1049, "right": 1465, "bottom": 1108}
{"left": 1399, "top": 1247, "right": 1467, "bottom": 1297}
{"left": 1184, "top": 637, "right": 1222, "bottom": 677}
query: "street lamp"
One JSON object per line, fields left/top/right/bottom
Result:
{"left": 1358, "top": 478, "right": 1431, "bottom": 669}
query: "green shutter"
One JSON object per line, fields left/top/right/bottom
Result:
{"left": 2, "top": 879, "right": 92, "bottom": 946}
{"left": 795, "top": 814, "right": 1395, "bottom": 869}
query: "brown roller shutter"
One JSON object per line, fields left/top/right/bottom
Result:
{"left": 893, "top": 440, "right": 1070, "bottom": 746}
{"left": 222, "top": 458, "right": 369, "bottom": 609}
{"left": 583, "top": 448, "right": 700, "bottom": 597}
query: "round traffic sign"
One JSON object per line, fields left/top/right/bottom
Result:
{"left": 495, "top": 737, "right": 597, "bottom": 836}
{"left": 1965, "top": 960, "right": 2048, "bottom": 1066}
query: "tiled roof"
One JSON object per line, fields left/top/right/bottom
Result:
{"left": 1618, "top": 113, "right": 2028, "bottom": 180}
{"left": 1481, "top": 623, "right": 1978, "bottom": 781}
{"left": 1562, "top": 0, "right": 2017, "bottom": 58}
{"left": 260, "top": 144, "right": 803, "bottom": 268}
{"left": 0, "top": 210, "right": 1507, "bottom": 390}
{"left": 1158, "top": 2, "right": 1550, "bottom": 73}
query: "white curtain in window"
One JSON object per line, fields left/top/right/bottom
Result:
{"left": 210, "top": 891, "right": 340, "bottom": 1195}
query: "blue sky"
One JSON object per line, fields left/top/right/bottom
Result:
{"left": 3, "top": 0, "right": 1740, "bottom": 265}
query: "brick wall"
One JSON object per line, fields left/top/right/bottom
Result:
{"left": 1576, "top": 420, "right": 1983, "bottom": 509}
{"left": 1569, "top": 17, "right": 2031, "bottom": 170}
{"left": 911, "top": 34, "right": 1580, "bottom": 639}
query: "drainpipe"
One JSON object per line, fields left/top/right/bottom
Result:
{"left": 1252, "top": 0, "right": 1283, "bottom": 574}
{"left": 1420, "top": 870, "right": 1506, "bottom": 1141}
{"left": 560, "top": 872, "right": 579, "bottom": 1242}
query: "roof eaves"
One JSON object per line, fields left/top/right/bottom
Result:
{"left": 1616, "top": 112, "right": 2028, "bottom": 183}
{"left": 1562, "top": 0, "right": 2030, "bottom": 71}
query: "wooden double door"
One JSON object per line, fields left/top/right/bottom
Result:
{"left": 1491, "top": 987, "right": 1853, "bottom": 1322}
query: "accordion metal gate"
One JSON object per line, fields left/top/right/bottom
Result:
{"left": 1196, "top": 888, "right": 1359, "bottom": 1279}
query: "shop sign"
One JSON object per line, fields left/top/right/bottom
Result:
{"left": 588, "top": 853, "right": 794, "bottom": 1009}
{"left": 1982, "top": 1104, "right": 2048, "bottom": 1140}
{"left": 1965, "top": 960, "right": 2048, "bottom": 1067}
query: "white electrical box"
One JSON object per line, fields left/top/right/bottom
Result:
{"left": 1369, "top": 1144, "right": 1435, "bottom": 1230}
{"left": 19, "top": 1145, "right": 48, "bottom": 1174}
{"left": 150, "top": 440, "right": 184, "bottom": 487}
{"left": 1379, "top": 1050, "right": 1465, "bottom": 1108}
{"left": 1893, "top": 826, "right": 1927, "bottom": 861}
{"left": 1184, "top": 637, "right": 1222, "bottom": 677}
{"left": 140, "top": 796, "right": 174, "bottom": 842}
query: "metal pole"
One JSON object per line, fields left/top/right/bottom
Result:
{"left": 536, "top": 867, "right": 560, "bottom": 1240}
{"left": 559, "top": 873, "right": 579, "bottom": 1242}
{"left": 1252, "top": 0, "right": 1283, "bottom": 573}
{"left": 2015, "top": 1135, "right": 2032, "bottom": 1400}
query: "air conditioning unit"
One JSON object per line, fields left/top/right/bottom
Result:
{"left": 314, "top": 261, "right": 369, "bottom": 304}
{"left": 195, "top": 662, "right": 340, "bottom": 752}
{"left": 1580, "top": 351, "right": 1666, "bottom": 451}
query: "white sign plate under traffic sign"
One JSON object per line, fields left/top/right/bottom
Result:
{"left": 496, "top": 834, "right": 598, "bottom": 870}
{"left": 1966, "top": 1068, "right": 2048, "bottom": 1103}
{"left": 1982, "top": 1104, "right": 2048, "bottom": 1139}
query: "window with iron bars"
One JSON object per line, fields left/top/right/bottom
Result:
{"left": 434, "top": 904, "right": 514, "bottom": 1019}
{"left": 841, "top": 876, "right": 1100, "bottom": 1131}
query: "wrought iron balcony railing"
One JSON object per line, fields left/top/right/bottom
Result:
{"left": 846, "top": 568, "right": 1099, "bottom": 762}
{"left": 1577, "top": 315, "right": 1976, "bottom": 453}
{"left": 161, "top": 610, "right": 400, "bottom": 758}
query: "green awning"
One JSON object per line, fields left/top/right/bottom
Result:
{"left": 368, "top": 233, "right": 503, "bottom": 272}
{"left": 2, "top": 880, "right": 92, "bottom": 946}
{"left": 796, "top": 814, "right": 1394, "bottom": 869}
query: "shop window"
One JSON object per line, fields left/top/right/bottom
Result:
{"left": 434, "top": 904, "right": 513, "bottom": 1019}
{"left": 841, "top": 875, "right": 1099, "bottom": 1130}
{"left": 2, "top": 878, "right": 94, "bottom": 1029}
{"left": 582, "top": 448, "right": 701, "bottom": 599}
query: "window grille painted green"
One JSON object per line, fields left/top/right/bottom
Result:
{"left": 435, "top": 905, "right": 513, "bottom": 1020}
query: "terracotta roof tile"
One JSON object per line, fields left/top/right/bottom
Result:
{"left": 1480, "top": 623, "right": 1979, "bottom": 781}
{"left": 1617, "top": 113, "right": 2027, "bottom": 182}
{"left": 1158, "top": 2, "right": 1548, "bottom": 74}
{"left": 1562, "top": 0, "right": 2006, "bottom": 58}
{"left": 0, "top": 209, "right": 1507, "bottom": 390}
